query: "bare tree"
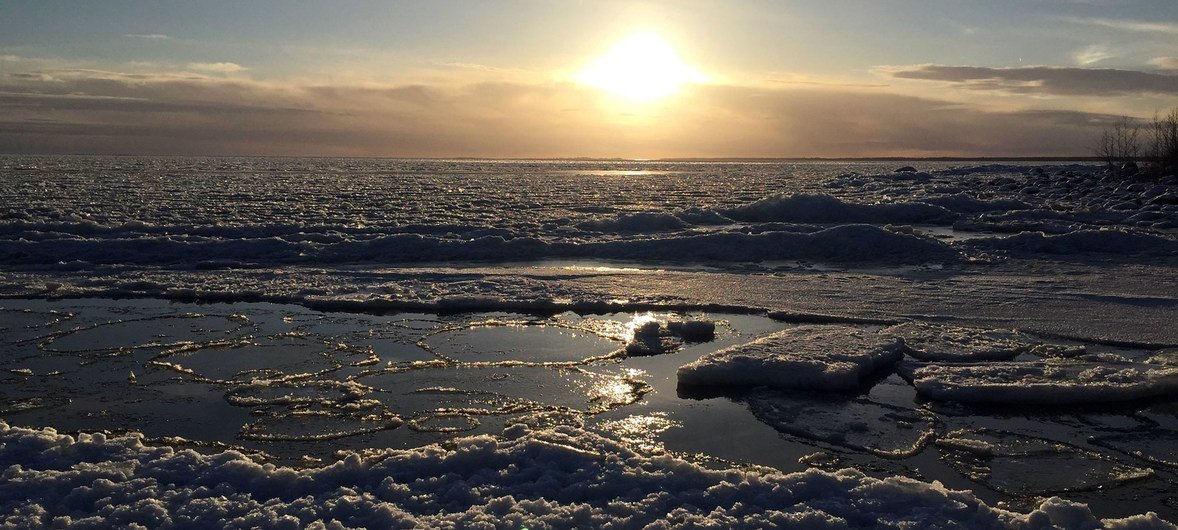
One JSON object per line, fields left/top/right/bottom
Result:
{"left": 1093, "top": 116, "right": 1142, "bottom": 169}
{"left": 1146, "top": 108, "right": 1178, "bottom": 174}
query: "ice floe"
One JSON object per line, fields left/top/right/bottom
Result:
{"left": 744, "top": 389, "right": 935, "bottom": 457}
{"left": 676, "top": 325, "right": 903, "bottom": 391}
{"left": 901, "top": 360, "right": 1178, "bottom": 404}
{"left": 936, "top": 429, "right": 1153, "bottom": 496}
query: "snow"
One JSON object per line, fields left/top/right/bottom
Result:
{"left": 676, "top": 325, "right": 904, "bottom": 391}
{"left": 0, "top": 421, "right": 1171, "bottom": 529}
{"left": 901, "top": 360, "right": 1178, "bottom": 404}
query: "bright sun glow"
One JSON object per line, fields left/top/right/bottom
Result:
{"left": 577, "top": 33, "right": 706, "bottom": 102}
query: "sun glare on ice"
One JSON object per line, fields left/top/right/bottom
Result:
{"left": 576, "top": 32, "right": 706, "bottom": 102}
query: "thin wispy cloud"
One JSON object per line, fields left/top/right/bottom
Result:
{"left": 187, "top": 62, "right": 247, "bottom": 73}
{"left": 1062, "top": 16, "right": 1178, "bottom": 34}
{"left": 884, "top": 64, "right": 1178, "bottom": 96}
{"left": 1073, "top": 44, "right": 1113, "bottom": 66}
{"left": 123, "top": 33, "right": 171, "bottom": 40}
{"left": 1151, "top": 57, "right": 1178, "bottom": 70}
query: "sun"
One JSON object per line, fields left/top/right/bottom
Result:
{"left": 576, "top": 32, "right": 706, "bottom": 102}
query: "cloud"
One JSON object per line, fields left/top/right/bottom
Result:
{"left": 1072, "top": 45, "right": 1112, "bottom": 66}
{"left": 0, "top": 65, "right": 1125, "bottom": 158}
{"left": 187, "top": 62, "right": 247, "bottom": 73}
{"left": 124, "top": 33, "right": 171, "bottom": 40}
{"left": 884, "top": 64, "right": 1178, "bottom": 96}
{"left": 1151, "top": 57, "right": 1178, "bottom": 71}
{"left": 1062, "top": 17, "right": 1178, "bottom": 35}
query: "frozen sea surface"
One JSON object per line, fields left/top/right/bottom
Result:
{"left": 1, "top": 156, "right": 1177, "bottom": 527}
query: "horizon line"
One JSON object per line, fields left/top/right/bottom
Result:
{"left": 0, "top": 153, "right": 1104, "bottom": 162}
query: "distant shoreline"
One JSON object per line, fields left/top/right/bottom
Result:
{"left": 0, "top": 153, "right": 1103, "bottom": 163}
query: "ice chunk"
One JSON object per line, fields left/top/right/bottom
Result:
{"left": 882, "top": 321, "right": 1033, "bottom": 361}
{"left": 623, "top": 317, "right": 716, "bottom": 356}
{"left": 666, "top": 319, "right": 716, "bottom": 342}
{"left": 903, "top": 360, "right": 1178, "bottom": 404}
{"left": 936, "top": 429, "right": 1153, "bottom": 496}
{"left": 745, "top": 389, "right": 934, "bottom": 457}
{"left": 677, "top": 325, "right": 904, "bottom": 391}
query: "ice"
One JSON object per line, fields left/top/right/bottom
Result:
{"left": 355, "top": 364, "right": 650, "bottom": 428}
{"left": 43, "top": 314, "right": 250, "bottom": 354}
{"left": 239, "top": 410, "right": 403, "bottom": 441}
{"left": 677, "top": 325, "right": 904, "bottom": 391}
{"left": 936, "top": 429, "right": 1153, "bottom": 496}
{"left": 918, "top": 193, "right": 1029, "bottom": 214}
{"left": 744, "top": 389, "right": 935, "bottom": 457}
{"left": 0, "top": 421, "right": 1171, "bottom": 529}
{"left": 1091, "top": 431, "right": 1178, "bottom": 469}
{"left": 423, "top": 321, "right": 621, "bottom": 363}
{"left": 723, "top": 193, "right": 958, "bottom": 225}
{"left": 148, "top": 335, "right": 343, "bottom": 383}
{"left": 902, "top": 360, "right": 1178, "bottom": 404}
{"left": 882, "top": 321, "right": 1035, "bottom": 361}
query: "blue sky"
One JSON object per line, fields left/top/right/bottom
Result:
{"left": 1, "top": 1, "right": 1177, "bottom": 157}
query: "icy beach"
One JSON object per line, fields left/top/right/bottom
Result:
{"left": 1, "top": 156, "right": 1177, "bottom": 528}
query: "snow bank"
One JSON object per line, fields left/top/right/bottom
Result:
{"left": 723, "top": 194, "right": 959, "bottom": 225}
{"left": 964, "top": 230, "right": 1178, "bottom": 257}
{"left": 0, "top": 421, "right": 1170, "bottom": 529}
{"left": 676, "top": 325, "right": 904, "bottom": 391}
{"left": 902, "top": 360, "right": 1178, "bottom": 404}
{"left": 576, "top": 212, "right": 690, "bottom": 233}
{"left": 1, "top": 224, "right": 959, "bottom": 266}
{"left": 882, "top": 321, "right": 1034, "bottom": 362}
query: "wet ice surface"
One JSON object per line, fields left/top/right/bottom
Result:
{"left": 1, "top": 299, "right": 1176, "bottom": 523}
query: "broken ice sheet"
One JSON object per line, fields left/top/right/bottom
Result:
{"left": 935, "top": 429, "right": 1152, "bottom": 496}
{"left": 239, "top": 409, "right": 403, "bottom": 441}
{"left": 1091, "top": 430, "right": 1178, "bottom": 469}
{"left": 0, "top": 308, "right": 71, "bottom": 342}
{"left": 677, "top": 325, "right": 903, "bottom": 391}
{"left": 423, "top": 321, "right": 621, "bottom": 363}
{"left": 744, "top": 388, "right": 935, "bottom": 458}
{"left": 224, "top": 379, "right": 372, "bottom": 407}
{"left": 43, "top": 314, "right": 251, "bottom": 355}
{"left": 901, "top": 360, "right": 1178, "bottom": 404}
{"left": 149, "top": 334, "right": 341, "bottom": 383}
{"left": 356, "top": 364, "right": 650, "bottom": 421}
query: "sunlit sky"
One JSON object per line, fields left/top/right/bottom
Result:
{"left": 2, "top": 0, "right": 1177, "bottom": 158}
